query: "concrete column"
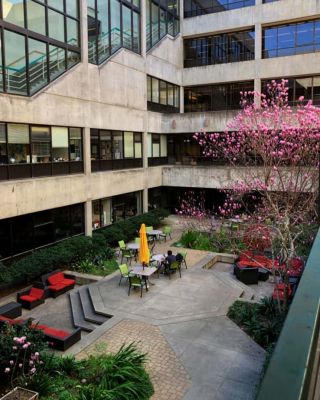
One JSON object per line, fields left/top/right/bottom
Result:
{"left": 80, "top": 0, "right": 89, "bottom": 65}
{"left": 255, "top": 0, "right": 263, "bottom": 4}
{"left": 141, "top": 0, "right": 147, "bottom": 58}
{"left": 254, "top": 78, "right": 261, "bottom": 108}
{"left": 84, "top": 200, "right": 93, "bottom": 237}
{"left": 83, "top": 127, "right": 91, "bottom": 175}
{"left": 179, "top": 0, "right": 184, "bottom": 32}
{"left": 143, "top": 131, "right": 148, "bottom": 168}
{"left": 180, "top": 85, "right": 184, "bottom": 113}
{"left": 255, "top": 23, "right": 262, "bottom": 61}
{"left": 143, "top": 188, "right": 148, "bottom": 213}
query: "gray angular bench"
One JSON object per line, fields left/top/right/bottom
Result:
{"left": 0, "top": 301, "right": 22, "bottom": 318}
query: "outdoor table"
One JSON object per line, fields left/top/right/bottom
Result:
{"left": 127, "top": 243, "right": 139, "bottom": 250}
{"left": 152, "top": 254, "right": 165, "bottom": 263}
{"left": 146, "top": 229, "right": 163, "bottom": 239}
{"left": 132, "top": 266, "right": 157, "bottom": 290}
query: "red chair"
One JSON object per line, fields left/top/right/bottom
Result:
{"left": 17, "top": 287, "right": 45, "bottom": 310}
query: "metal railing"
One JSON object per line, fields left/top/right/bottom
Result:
{"left": 257, "top": 228, "right": 320, "bottom": 400}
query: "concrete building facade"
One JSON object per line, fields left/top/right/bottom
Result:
{"left": 1, "top": 0, "right": 319, "bottom": 259}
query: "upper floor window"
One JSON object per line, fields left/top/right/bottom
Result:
{"left": 0, "top": 0, "right": 80, "bottom": 95}
{"left": 262, "top": 76, "right": 320, "bottom": 106}
{"left": 184, "top": 81, "right": 254, "bottom": 112}
{"left": 184, "top": 0, "right": 254, "bottom": 19}
{"left": 263, "top": 19, "right": 320, "bottom": 59}
{"left": 184, "top": 30, "right": 255, "bottom": 68}
{"left": 88, "top": 0, "right": 141, "bottom": 65}
{"left": 0, "top": 123, "right": 83, "bottom": 180}
{"left": 147, "top": 76, "right": 180, "bottom": 113}
{"left": 146, "top": 0, "right": 179, "bottom": 51}
{"left": 91, "top": 129, "right": 143, "bottom": 171}
{"left": 147, "top": 133, "right": 168, "bottom": 165}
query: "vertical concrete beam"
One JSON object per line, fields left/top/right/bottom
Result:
{"left": 141, "top": 0, "right": 147, "bottom": 58}
{"left": 180, "top": 85, "right": 184, "bottom": 113}
{"left": 84, "top": 200, "right": 93, "bottom": 237}
{"left": 255, "top": 0, "right": 263, "bottom": 4}
{"left": 83, "top": 127, "right": 91, "bottom": 175}
{"left": 143, "top": 188, "right": 148, "bottom": 213}
{"left": 254, "top": 78, "right": 262, "bottom": 107}
{"left": 80, "top": 0, "right": 88, "bottom": 65}
{"left": 255, "top": 22, "right": 262, "bottom": 61}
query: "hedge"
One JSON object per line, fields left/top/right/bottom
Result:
{"left": 0, "top": 208, "right": 169, "bottom": 287}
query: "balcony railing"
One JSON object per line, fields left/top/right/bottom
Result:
{"left": 257, "top": 228, "right": 320, "bottom": 400}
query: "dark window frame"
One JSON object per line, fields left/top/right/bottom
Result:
{"left": 184, "top": 0, "right": 255, "bottom": 19}
{"left": 147, "top": 75, "right": 180, "bottom": 113}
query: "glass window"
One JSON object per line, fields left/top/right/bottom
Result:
{"left": 159, "top": 80, "right": 167, "bottom": 105}
{"left": 134, "top": 133, "right": 142, "bottom": 158}
{"left": 132, "top": 11, "right": 140, "bottom": 53}
{"left": 147, "top": 75, "right": 180, "bottom": 112}
{"left": 110, "top": 0, "right": 121, "bottom": 53}
{"left": 67, "top": 0, "right": 78, "bottom": 17}
{"left": 122, "top": 5, "right": 132, "bottom": 50}
{"left": 152, "top": 134, "right": 160, "bottom": 157}
{"left": 28, "top": 39, "right": 48, "bottom": 95}
{"left": 97, "top": 0, "right": 110, "bottom": 63}
{"left": 313, "top": 77, "right": 320, "bottom": 105}
{"left": 160, "top": 135, "right": 167, "bottom": 157}
{"left": 31, "top": 126, "right": 51, "bottom": 163}
{"left": 52, "top": 127, "right": 69, "bottom": 162}
{"left": 147, "top": 134, "right": 152, "bottom": 157}
{"left": 3, "top": 0, "right": 25, "bottom": 27}
{"left": 124, "top": 132, "right": 134, "bottom": 158}
{"left": 7, "top": 124, "right": 30, "bottom": 164}
{"left": 48, "top": 9, "right": 65, "bottom": 42}
{"left": 147, "top": 76, "right": 152, "bottom": 101}
{"left": 27, "top": 1, "right": 46, "bottom": 35}
{"left": 92, "top": 200, "right": 101, "bottom": 229}
{"left": 48, "top": 0, "right": 64, "bottom": 12}
{"left": 0, "top": 35, "right": 3, "bottom": 92}
{"left": 0, "top": 124, "right": 7, "bottom": 165}
{"left": 70, "top": 128, "right": 82, "bottom": 161}
{"left": 167, "top": 83, "right": 174, "bottom": 106}
{"left": 49, "top": 45, "right": 66, "bottom": 80}
{"left": 100, "top": 130, "right": 112, "bottom": 160}
{"left": 91, "top": 130, "right": 99, "bottom": 160}
{"left": 113, "top": 131, "right": 123, "bottom": 159}
{"left": 67, "top": 18, "right": 79, "bottom": 46}
{"left": 4, "top": 30, "right": 27, "bottom": 95}
{"left": 152, "top": 77, "right": 159, "bottom": 103}
{"left": 67, "top": 50, "right": 80, "bottom": 68}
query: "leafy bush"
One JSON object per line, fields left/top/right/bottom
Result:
{"left": 71, "top": 258, "right": 118, "bottom": 277}
{"left": 227, "top": 298, "right": 286, "bottom": 349}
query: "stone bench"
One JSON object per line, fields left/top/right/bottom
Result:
{"left": 0, "top": 301, "right": 22, "bottom": 319}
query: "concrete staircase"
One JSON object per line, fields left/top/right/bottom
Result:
{"left": 69, "top": 285, "right": 112, "bottom": 332}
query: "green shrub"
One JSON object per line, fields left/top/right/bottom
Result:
{"left": 180, "top": 231, "right": 198, "bottom": 248}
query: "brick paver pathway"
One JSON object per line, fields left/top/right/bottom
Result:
{"left": 77, "top": 319, "right": 191, "bottom": 400}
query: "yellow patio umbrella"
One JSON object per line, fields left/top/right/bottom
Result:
{"left": 139, "top": 223, "right": 150, "bottom": 268}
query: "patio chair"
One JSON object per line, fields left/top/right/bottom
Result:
{"left": 118, "top": 263, "right": 134, "bottom": 286}
{"left": 159, "top": 226, "right": 172, "bottom": 241}
{"left": 128, "top": 276, "right": 147, "bottom": 297}
{"left": 135, "top": 237, "right": 141, "bottom": 245}
{"left": 116, "top": 240, "right": 127, "bottom": 257}
{"left": 177, "top": 252, "right": 187, "bottom": 269}
{"left": 146, "top": 226, "right": 153, "bottom": 232}
{"left": 121, "top": 248, "right": 134, "bottom": 265}
{"left": 168, "top": 260, "right": 182, "bottom": 279}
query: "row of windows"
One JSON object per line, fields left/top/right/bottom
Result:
{"left": 146, "top": 0, "right": 179, "bottom": 51}
{"left": 263, "top": 19, "right": 320, "bottom": 59}
{"left": 184, "top": 0, "right": 254, "bottom": 19}
{"left": 0, "top": 123, "right": 83, "bottom": 180}
{"left": 91, "top": 129, "right": 143, "bottom": 171}
{"left": 92, "top": 190, "right": 142, "bottom": 229}
{"left": 184, "top": 81, "right": 254, "bottom": 112}
{"left": 184, "top": 30, "right": 255, "bottom": 68}
{"left": 0, "top": 203, "right": 84, "bottom": 260}
{"left": 147, "top": 75, "right": 180, "bottom": 113}
{"left": 88, "top": 0, "right": 140, "bottom": 65}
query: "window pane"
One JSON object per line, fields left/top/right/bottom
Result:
{"left": 4, "top": 30, "right": 27, "bottom": 95}
{"left": 7, "top": 124, "right": 30, "bottom": 164}
{"left": 152, "top": 77, "right": 159, "bottom": 102}
{"left": 160, "top": 80, "right": 167, "bottom": 105}
{"left": 97, "top": 0, "right": 110, "bottom": 62}
{"left": 313, "top": 77, "right": 320, "bottom": 105}
{"left": 67, "top": 50, "right": 80, "bottom": 68}
{"left": 101, "top": 197, "right": 111, "bottom": 226}
{"left": 124, "top": 131, "right": 134, "bottom": 158}
{"left": 113, "top": 132, "right": 123, "bottom": 159}
{"left": 92, "top": 200, "right": 101, "bottom": 229}
{"left": 67, "top": 0, "right": 78, "bottom": 17}
{"left": 27, "top": 1, "right": 46, "bottom": 35}
{"left": 0, "top": 124, "right": 7, "bottom": 165}
{"left": 100, "top": 130, "right": 112, "bottom": 160}
{"left": 152, "top": 143, "right": 160, "bottom": 157}
{"left": 70, "top": 128, "right": 82, "bottom": 161}
{"left": 160, "top": 135, "right": 167, "bottom": 156}
{"left": 296, "top": 22, "right": 314, "bottom": 46}
{"left": 295, "top": 77, "right": 312, "bottom": 103}
{"left": 132, "top": 11, "right": 140, "bottom": 53}
{"left": 52, "top": 126, "right": 69, "bottom": 161}
{"left": 28, "top": 39, "right": 48, "bottom": 95}
{"left": 147, "top": 76, "right": 152, "bottom": 101}
{"left": 147, "top": 134, "right": 152, "bottom": 157}
{"left": 67, "top": 18, "right": 79, "bottom": 46}
{"left": 91, "top": 130, "right": 99, "bottom": 159}
{"left": 49, "top": 45, "right": 66, "bottom": 80}
{"left": 31, "top": 126, "right": 50, "bottom": 163}
{"left": 48, "top": 0, "right": 64, "bottom": 12}
{"left": 110, "top": 0, "right": 121, "bottom": 53}
{"left": 48, "top": 9, "right": 65, "bottom": 42}
{"left": 0, "top": 34, "right": 3, "bottom": 92}
{"left": 122, "top": 5, "right": 132, "bottom": 50}
{"left": 135, "top": 142, "right": 142, "bottom": 158}
{"left": 3, "top": 0, "right": 25, "bottom": 27}
{"left": 151, "top": 3, "right": 159, "bottom": 46}
{"left": 167, "top": 83, "right": 174, "bottom": 105}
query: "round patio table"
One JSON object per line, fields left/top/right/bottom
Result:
{"left": 147, "top": 230, "right": 163, "bottom": 239}
{"left": 127, "top": 243, "right": 139, "bottom": 250}
{"left": 152, "top": 254, "right": 165, "bottom": 262}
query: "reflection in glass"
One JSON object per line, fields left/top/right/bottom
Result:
{"left": 67, "top": 17, "right": 79, "bottom": 46}
{"left": 52, "top": 127, "right": 69, "bottom": 161}
{"left": 49, "top": 45, "right": 66, "bottom": 80}
{"left": 48, "top": 0, "right": 64, "bottom": 12}
{"left": 3, "top": 0, "right": 25, "bottom": 27}
{"left": 48, "top": 9, "right": 65, "bottom": 42}
{"left": 67, "top": 51, "right": 80, "bottom": 68}
{"left": 28, "top": 39, "right": 48, "bottom": 95}
{"left": 124, "top": 132, "right": 134, "bottom": 158}
{"left": 113, "top": 132, "right": 123, "bottom": 159}
{"left": 7, "top": 124, "right": 30, "bottom": 164}
{"left": 27, "top": 1, "right": 46, "bottom": 35}
{"left": 0, "top": 124, "right": 7, "bottom": 165}
{"left": 110, "top": 0, "right": 121, "bottom": 52}
{"left": 31, "top": 126, "right": 51, "bottom": 163}
{"left": 122, "top": 5, "right": 132, "bottom": 49}
{"left": 147, "top": 75, "right": 180, "bottom": 112}
{"left": 67, "top": 0, "right": 78, "bottom": 17}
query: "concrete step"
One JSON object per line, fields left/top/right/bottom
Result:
{"left": 211, "top": 270, "right": 255, "bottom": 300}
{"left": 79, "top": 286, "right": 110, "bottom": 325}
{"left": 88, "top": 284, "right": 114, "bottom": 317}
{"left": 69, "top": 290, "right": 97, "bottom": 332}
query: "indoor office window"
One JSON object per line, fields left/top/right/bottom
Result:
{"left": 152, "top": 134, "right": 160, "bottom": 157}
{"left": 90, "top": 130, "right": 100, "bottom": 160}
{"left": 147, "top": 75, "right": 180, "bottom": 112}
{"left": 70, "top": 128, "right": 82, "bottom": 161}
{"left": 27, "top": 1, "right": 46, "bottom": 35}
{"left": 152, "top": 77, "right": 160, "bottom": 103}
{"left": 67, "top": 17, "right": 79, "bottom": 46}
{"left": 100, "top": 130, "right": 112, "bottom": 160}
{"left": 124, "top": 132, "right": 134, "bottom": 158}
{"left": 160, "top": 135, "right": 167, "bottom": 157}
{"left": 160, "top": 81, "right": 167, "bottom": 105}
{"left": 52, "top": 127, "right": 69, "bottom": 162}
{"left": 31, "top": 126, "right": 51, "bottom": 163}
{"left": 0, "top": 124, "right": 7, "bottom": 165}
{"left": 184, "top": 0, "right": 255, "bottom": 18}
{"left": 313, "top": 77, "right": 320, "bottom": 105}
{"left": 132, "top": 11, "right": 140, "bottom": 53}
{"left": 28, "top": 39, "right": 48, "bottom": 95}
{"left": 113, "top": 132, "right": 123, "bottom": 159}
{"left": 7, "top": 124, "right": 30, "bottom": 164}
{"left": 134, "top": 133, "right": 142, "bottom": 158}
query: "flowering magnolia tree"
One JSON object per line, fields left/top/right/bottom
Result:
{"left": 191, "top": 80, "right": 319, "bottom": 306}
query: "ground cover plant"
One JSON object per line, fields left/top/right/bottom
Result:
{"left": 227, "top": 298, "right": 286, "bottom": 349}
{"left": 0, "top": 324, "right": 154, "bottom": 400}
{"left": 71, "top": 257, "right": 118, "bottom": 276}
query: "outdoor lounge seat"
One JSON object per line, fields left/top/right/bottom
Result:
{"left": 0, "top": 301, "right": 22, "bottom": 319}
{"left": 40, "top": 270, "right": 76, "bottom": 298}
{"left": 118, "top": 264, "right": 134, "bottom": 285}
{"left": 32, "top": 323, "right": 81, "bottom": 351}
{"left": 17, "top": 287, "right": 45, "bottom": 309}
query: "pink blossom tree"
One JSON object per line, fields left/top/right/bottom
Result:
{"left": 193, "top": 80, "right": 319, "bottom": 306}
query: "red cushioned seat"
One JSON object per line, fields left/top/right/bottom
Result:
{"left": 42, "top": 327, "right": 69, "bottom": 338}
{"left": 29, "top": 287, "right": 44, "bottom": 300}
{"left": 0, "top": 316, "right": 24, "bottom": 325}
{"left": 20, "top": 295, "right": 37, "bottom": 303}
{"left": 49, "top": 283, "right": 68, "bottom": 291}
{"left": 47, "top": 272, "right": 65, "bottom": 286}
{"left": 61, "top": 278, "right": 75, "bottom": 286}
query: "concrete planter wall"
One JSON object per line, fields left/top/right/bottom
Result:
{"left": 0, "top": 387, "right": 38, "bottom": 400}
